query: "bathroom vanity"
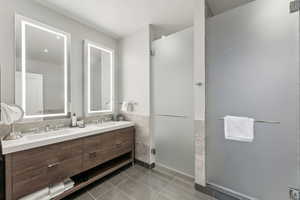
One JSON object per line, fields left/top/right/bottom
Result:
{"left": 1, "top": 121, "right": 135, "bottom": 200}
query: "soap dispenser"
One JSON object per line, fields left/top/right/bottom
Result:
{"left": 71, "top": 113, "right": 77, "bottom": 127}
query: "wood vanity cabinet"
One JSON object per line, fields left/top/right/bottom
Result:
{"left": 4, "top": 127, "right": 135, "bottom": 200}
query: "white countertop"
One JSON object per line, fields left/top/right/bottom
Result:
{"left": 1, "top": 121, "right": 134, "bottom": 155}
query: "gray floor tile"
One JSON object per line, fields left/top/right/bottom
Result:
{"left": 108, "top": 171, "right": 130, "bottom": 186}
{"left": 117, "top": 178, "right": 158, "bottom": 200}
{"left": 173, "top": 174, "right": 194, "bottom": 184}
{"left": 125, "top": 165, "right": 149, "bottom": 180}
{"left": 88, "top": 181, "right": 115, "bottom": 199}
{"left": 153, "top": 165, "right": 178, "bottom": 178}
{"left": 148, "top": 169, "right": 174, "bottom": 181}
{"left": 136, "top": 170, "right": 173, "bottom": 191}
{"left": 96, "top": 188, "right": 132, "bottom": 200}
{"left": 73, "top": 192, "right": 95, "bottom": 200}
{"left": 133, "top": 164, "right": 149, "bottom": 172}
{"left": 162, "top": 178, "right": 216, "bottom": 200}
{"left": 154, "top": 194, "right": 173, "bottom": 200}
{"left": 63, "top": 165, "right": 216, "bottom": 200}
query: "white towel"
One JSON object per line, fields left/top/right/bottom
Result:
{"left": 121, "top": 102, "right": 129, "bottom": 112}
{"left": 49, "top": 182, "right": 65, "bottom": 198}
{"left": 39, "top": 196, "right": 51, "bottom": 200}
{"left": 224, "top": 115, "right": 254, "bottom": 142}
{"left": 0, "top": 103, "right": 24, "bottom": 125}
{"left": 19, "top": 187, "right": 50, "bottom": 200}
{"left": 64, "top": 178, "right": 75, "bottom": 191}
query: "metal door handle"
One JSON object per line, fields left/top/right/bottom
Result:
{"left": 89, "top": 152, "right": 97, "bottom": 158}
{"left": 195, "top": 82, "right": 203, "bottom": 86}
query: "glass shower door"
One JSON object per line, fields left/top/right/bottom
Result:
{"left": 152, "top": 28, "right": 194, "bottom": 176}
{"left": 206, "top": 0, "right": 299, "bottom": 199}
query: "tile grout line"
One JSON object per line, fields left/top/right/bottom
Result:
{"left": 118, "top": 188, "right": 136, "bottom": 200}
{"left": 126, "top": 165, "right": 184, "bottom": 200}
{"left": 119, "top": 166, "right": 163, "bottom": 200}
{"left": 87, "top": 165, "right": 197, "bottom": 200}
{"left": 87, "top": 191, "right": 97, "bottom": 200}
{"left": 153, "top": 174, "right": 177, "bottom": 199}
{"left": 87, "top": 182, "right": 115, "bottom": 200}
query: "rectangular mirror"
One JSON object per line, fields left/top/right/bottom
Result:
{"left": 84, "top": 40, "right": 114, "bottom": 116}
{"left": 15, "top": 15, "right": 70, "bottom": 119}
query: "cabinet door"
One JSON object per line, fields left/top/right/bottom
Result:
{"left": 12, "top": 146, "right": 55, "bottom": 199}
{"left": 48, "top": 140, "right": 83, "bottom": 184}
{"left": 114, "top": 128, "right": 134, "bottom": 155}
{"left": 13, "top": 166, "right": 49, "bottom": 200}
{"left": 11, "top": 139, "right": 83, "bottom": 200}
{"left": 83, "top": 131, "right": 115, "bottom": 153}
{"left": 48, "top": 156, "right": 82, "bottom": 184}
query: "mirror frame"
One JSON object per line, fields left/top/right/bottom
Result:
{"left": 15, "top": 14, "right": 71, "bottom": 120}
{"left": 83, "top": 40, "right": 115, "bottom": 116}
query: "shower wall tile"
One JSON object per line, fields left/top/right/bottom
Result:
{"left": 0, "top": 115, "right": 112, "bottom": 138}
{"left": 0, "top": 125, "right": 10, "bottom": 139}
{"left": 123, "top": 113, "right": 151, "bottom": 164}
{"left": 195, "top": 119, "right": 206, "bottom": 186}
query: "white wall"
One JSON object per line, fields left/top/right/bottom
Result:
{"left": 118, "top": 25, "right": 153, "bottom": 164}
{"left": 118, "top": 25, "right": 151, "bottom": 116}
{"left": 0, "top": 0, "right": 118, "bottom": 117}
{"left": 194, "top": 0, "right": 206, "bottom": 121}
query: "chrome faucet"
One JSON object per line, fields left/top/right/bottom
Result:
{"left": 92, "top": 119, "right": 100, "bottom": 124}
{"left": 29, "top": 127, "right": 40, "bottom": 134}
{"left": 45, "top": 124, "right": 51, "bottom": 132}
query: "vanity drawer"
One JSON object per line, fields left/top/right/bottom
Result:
{"left": 5, "top": 127, "right": 134, "bottom": 200}
{"left": 48, "top": 155, "right": 82, "bottom": 184}
{"left": 115, "top": 128, "right": 134, "bottom": 146}
{"left": 82, "top": 149, "right": 116, "bottom": 170}
{"left": 10, "top": 139, "right": 83, "bottom": 199}
{"left": 12, "top": 155, "right": 82, "bottom": 199}
{"left": 12, "top": 167, "right": 49, "bottom": 200}
{"left": 12, "top": 139, "right": 82, "bottom": 175}
{"left": 114, "top": 143, "right": 132, "bottom": 156}
{"left": 54, "top": 139, "right": 83, "bottom": 161}
{"left": 83, "top": 132, "right": 115, "bottom": 153}
{"left": 12, "top": 145, "right": 56, "bottom": 175}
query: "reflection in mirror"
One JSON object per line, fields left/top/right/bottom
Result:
{"left": 15, "top": 15, "right": 70, "bottom": 119}
{"left": 84, "top": 40, "right": 114, "bottom": 115}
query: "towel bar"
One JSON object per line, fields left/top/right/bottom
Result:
{"left": 157, "top": 114, "right": 188, "bottom": 118}
{"left": 218, "top": 118, "right": 280, "bottom": 124}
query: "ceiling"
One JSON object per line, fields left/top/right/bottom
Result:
{"left": 206, "top": 0, "right": 254, "bottom": 17}
{"left": 34, "top": 0, "right": 195, "bottom": 39}
{"left": 34, "top": 0, "right": 255, "bottom": 39}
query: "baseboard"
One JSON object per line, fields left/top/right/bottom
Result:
{"left": 154, "top": 162, "right": 194, "bottom": 183}
{"left": 134, "top": 159, "right": 155, "bottom": 169}
{"left": 195, "top": 183, "right": 253, "bottom": 200}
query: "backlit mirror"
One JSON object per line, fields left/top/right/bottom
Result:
{"left": 15, "top": 15, "right": 70, "bottom": 119}
{"left": 84, "top": 40, "right": 114, "bottom": 116}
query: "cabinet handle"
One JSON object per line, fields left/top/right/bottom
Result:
{"left": 48, "top": 162, "right": 60, "bottom": 168}
{"left": 116, "top": 142, "right": 122, "bottom": 146}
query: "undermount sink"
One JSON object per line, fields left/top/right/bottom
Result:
{"left": 25, "top": 129, "right": 73, "bottom": 140}
{"left": 22, "top": 121, "right": 127, "bottom": 141}
{"left": 98, "top": 122, "right": 117, "bottom": 127}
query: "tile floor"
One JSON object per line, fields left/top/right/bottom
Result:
{"left": 64, "top": 164, "right": 217, "bottom": 200}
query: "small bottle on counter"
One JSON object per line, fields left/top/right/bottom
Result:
{"left": 71, "top": 113, "right": 77, "bottom": 127}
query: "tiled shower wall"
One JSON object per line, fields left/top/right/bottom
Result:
{"left": 0, "top": 115, "right": 112, "bottom": 140}
{"left": 123, "top": 113, "right": 151, "bottom": 164}
{"left": 195, "top": 120, "right": 205, "bottom": 185}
